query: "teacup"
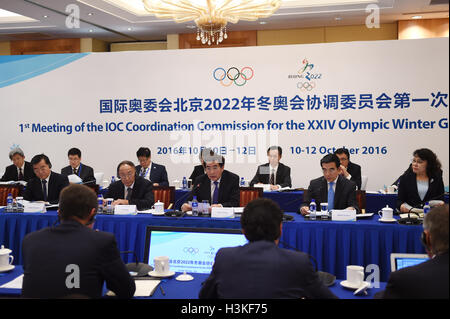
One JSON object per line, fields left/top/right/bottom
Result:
{"left": 378, "top": 205, "right": 393, "bottom": 220}
{"left": 346, "top": 265, "right": 364, "bottom": 286}
{"left": 154, "top": 256, "right": 170, "bottom": 275}
{"left": 0, "top": 245, "right": 14, "bottom": 269}
{"left": 152, "top": 200, "right": 164, "bottom": 214}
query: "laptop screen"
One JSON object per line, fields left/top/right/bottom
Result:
{"left": 390, "top": 253, "right": 428, "bottom": 271}
{"left": 144, "top": 226, "right": 248, "bottom": 274}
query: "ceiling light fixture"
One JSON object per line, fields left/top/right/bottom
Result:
{"left": 411, "top": 15, "right": 422, "bottom": 19}
{"left": 142, "top": 0, "right": 281, "bottom": 45}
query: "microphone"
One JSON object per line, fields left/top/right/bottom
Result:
{"left": 278, "top": 240, "right": 336, "bottom": 287}
{"left": 173, "top": 181, "right": 202, "bottom": 209}
{"left": 120, "top": 250, "right": 153, "bottom": 277}
{"left": 398, "top": 192, "right": 447, "bottom": 226}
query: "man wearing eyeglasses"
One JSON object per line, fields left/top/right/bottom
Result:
{"left": 181, "top": 152, "right": 239, "bottom": 212}
{"left": 105, "top": 161, "right": 154, "bottom": 210}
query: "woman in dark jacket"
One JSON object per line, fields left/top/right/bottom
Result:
{"left": 397, "top": 148, "right": 445, "bottom": 213}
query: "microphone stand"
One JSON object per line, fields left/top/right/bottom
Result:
{"left": 398, "top": 206, "right": 423, "bottom": 225}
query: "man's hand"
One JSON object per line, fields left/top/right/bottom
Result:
{"left": 181, "top": 203, "right": 191, "bottom": 212}
{"left": 113, "top": 199, "right": 129, "bottom": 206}
{"left": 300, "top": 206, "right": 309, "bottom": 216}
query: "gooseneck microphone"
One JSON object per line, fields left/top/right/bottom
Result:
{"left": 398, "top": 192, "right": 446, "bottom": 225}
{"left": 120, "top": 250, "right": 153, "bottom": 277}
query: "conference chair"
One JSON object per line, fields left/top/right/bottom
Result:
{"left": 239, "top": 187, "right": 263, "bottom": 207}
{"left": 356, "top": 190, "right": 366, "bottom": 213}
{"left": 361, "top": 175, "right": 368, "bottom": 191}
{"left": 152, "top": 186, "right": 175, "bottom": 209}
{"left": 0, "top": 184, "right": 23, "bottom": 206}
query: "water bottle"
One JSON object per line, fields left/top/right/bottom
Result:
{"left": 182, "top": 176, "right": 188, "bottom": 189}
{"left": 309, "top": 199, "right": 317, "bottom": 221}
{"left": 97, "top": 194, "right": 104, "bottom": 214}
{"left": 111, "top": 176, "right": 116, "bottom": 183}
{"left": 240, "top": 177, "right": 245, "bottom": 187}
{"left": 423, "top": 202, "right": 431, "bottom": 215}
{"left": 191, "top": 196, "right": 199, "bottom": 216}
{"left": 6, "top": 193, "right": 13, "bottom": 212}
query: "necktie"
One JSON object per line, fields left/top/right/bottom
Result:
{"left": 269, "top": 169, "right": 275, "bottom": 185}
{"left": 42, "top": 180, "right": 48, "bottom": 201}
{"left": 73, "top": 168, "right": 77, "bottom": 175}
{"left": 126, "top": 187, "right": 133, "bottom": 201}
{"left": 140, "top": 168, "right": 145, "bottom": 177}
{"left": 328, "top": 182, "right": 335, "bottom": 211}
{"left": 212, "top": 181, "right": 219, "bottom": 204}
{"left": 18, "top": 168, "right": 24, "bottom": 180}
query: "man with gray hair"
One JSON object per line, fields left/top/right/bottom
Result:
{"left": 375, "top": 204, "right": 449, "bottom": 299}
{"left": 0, "top": 147, "right": 35, "bottom": 182}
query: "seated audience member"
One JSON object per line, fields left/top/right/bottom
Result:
{"left": 23, "top": 154, "right": 69, "bottom": 204}
{"left": 105, "top": 160, "right": 154, "bottom": 210}
{"left": 397, "top": 148, "right": 444, "bottom": 213}
{"left": 199, "top": 198, "right": 337, "bottom": 299}
{"left": 181, "top": 152, "right": 239, "bottom": 212}
{"left": 60, "top": 147, "right": 96, "bottom": 184}
{"left": 22, "top": 184, "right": 135, "bottom": 299}
{"left": 189, "top": 147, "right": 212, "bottom": 183}
{"left": 299, "top": 154, "right": 359, "bottom": 215}
{"left": 250, "top": 146, "right": 292, "bottom": 190}
{"left": 375, "top": 204, "right": 449, "bottom": 299}
{"left": 0, "top": 147, "right": 35, "bottom": 182}
{"left": 334, "top": 148, "right": 362, "bottom": 190}
{"left": 135, "top": 147, "right": 169, "bottom": 187}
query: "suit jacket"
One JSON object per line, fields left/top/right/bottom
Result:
{"left": 23, "top": 171, "right": 69, "bottom": 204}
{"left": 0, "top": 161, "right": 35, "bottom": 182}
{"left": 300, "top": 175, "right": 359, "bottom": 213}
{"left": 187, "top": 170, "right": 240, "bottom": 207}
{"left": 396, "top": 169, "right": 444, "bottom": 210}
{"left": 61, "top": 163, "right": 96, "bottom": 185}
{"left": 189, "top": 165, "right": 205, "bottom": 184}
{"left": 199, "top": 240, "right": 337, "bottom": 299}
{"left": 22, "top": 220, "right": 135, "bottom": 299}
{"left": 105, "top": 176, "right": 154, "bottom": 210}
{"left": 136, "top": 162, "right": 169, "bottom": 187}
{"left": 249, "top": 162, "right": 292, "bottom": 188}
{"left": 346, "top": 161, "right": 362, "bottom": 191}
{"left": 375, "top": 252, "right": 449, "bottom": 299}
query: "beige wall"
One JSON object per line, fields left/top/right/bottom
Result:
{"left": 110, "top": 41, "right": 167, "bottom": 52}
{"left": 0, "top": 41, "right": 11, "bottom": 55}
{"left": 257, "top": 23, "right": 398, "bottom": 46}
{"left": 398, "top": 18, "right": 449, "bottom": 39}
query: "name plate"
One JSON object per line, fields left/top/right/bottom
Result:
{"left": 331, "top": 209, "right": 357, "bottom": 222}
{"left": 23, "top": 202, "right": 46, "bottom": 213}
{"left": 211, "top": 207, "right": 235, "bottom": 218}
{"left": 114, "top": 205, "right": 137, "bottom": 215}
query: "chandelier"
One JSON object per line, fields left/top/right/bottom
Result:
{"left": 142, "top": 0, "right": 282, "bottom": 45}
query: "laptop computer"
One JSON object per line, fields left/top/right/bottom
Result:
{"left": 144, "top": 226, "right": 248, "bottom": 274}
{"left": 390, "top": 253, "right": 429, "bottom": 272}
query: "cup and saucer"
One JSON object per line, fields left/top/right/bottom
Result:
{"left": 340, "top": 265, "right": 370, "bottom": 290}
{"left": 378, "top": 205, "right": 396, "bottom": 223}
{"left": 148, "top": 270, "right": 175, "bottom": 278}
{"left": 0, "top": 245, "right": 15, "bottom": 272}
{"left": 148, "top": 256, "right": 175, "bottom": 278}
{"left": 0, "top": 264, "right": 15, "bottom": 273}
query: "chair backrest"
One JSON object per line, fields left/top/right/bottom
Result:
{"left": 152, "top": 186, "right": 175, "bottom": 209}
{"left": 239, "top": 187, "right": 263, "bottom": 207}
{"left": 0, "top": 185, "right": 23, "bottom": 206}
{"left": 356, "top": 190, "right": 366, "bottom": 212}
{"left": 361, "top": 175, "right": 368, "bottom": 191}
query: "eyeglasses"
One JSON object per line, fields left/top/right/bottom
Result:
{"left": 119, "top": 172, "right": 135, "bottom": 179}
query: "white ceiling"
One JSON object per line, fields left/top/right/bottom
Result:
{"left": 0, "top": 0, "right": 448, "bottom": 42}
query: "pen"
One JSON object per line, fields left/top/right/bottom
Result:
{"left": 160, "top": 284, "right": 165, "bottom": 296}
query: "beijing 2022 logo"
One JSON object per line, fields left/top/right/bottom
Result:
{"left": 288, "top": 58, "right": 322, "bottom": 91}
{"left": 213, "top": 67, "right": 254, "bottom": 87}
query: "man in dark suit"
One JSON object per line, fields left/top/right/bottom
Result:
{"left": 135, "top": 147, "right": 169, "bottom": 187}
{"left": 23, "top": 154, "right": 69, "bottom": 204}
{"left": 60, "top": 148, "right": 96, "bottom": 185}
{"left": 105, "top": 160, "right": 154, "bottom": 210}
{"left": 199, "top": 198, "right": 337, "bottom": 299}
{"left": 334, "top": 148, "right": 362, "bottom": 190}
{"left": 181, "top": 152, "right": 239, "bottom": 212}
{"left": 375, "top": 205, "right": 449, "bottom": 299}
{"left": 0, "top": 147, "right": 35, "bottom": 182}
{"left": 299, "top": 153, "right": 359, "bottom": 215}
{"left": 22, "top": 184, "right": 135, "bottom": 298}
{"left": 250, "top": 146, "right": 292, "bottom": 190}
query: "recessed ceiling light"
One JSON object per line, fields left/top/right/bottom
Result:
{"left": 43, "top": 15, "right": 48, "bottom": 18}
{"left": 186, "top": 25, "right": 196, "bottom": 29}
{"left": 88, "top": 13, "right": 93, "bottom": 16}
{"left": 335, "top": 17, "right": 342, "bottom": 21}
{"left": 411, "top": 15, "right": 422, "bottom": 19}
{"left": 89, "top": 29, "right": 93, "bottom": 32}
{"left": 259, "top": 21, "right": 267, "bottom": 25}
{"left": 127, "top": 27, "right": 132, "bottom": 31}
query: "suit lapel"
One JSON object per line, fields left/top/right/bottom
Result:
{"left": 334, "top": 176, "right": 344, "bottom": 208}
{"left": 320, "top": 178, "right": 328, "bottom": 203}
{"left": 276, "top": 163, "right": 284, "bottom": 184}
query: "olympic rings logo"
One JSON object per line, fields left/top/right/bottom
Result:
{"left": 297, "top": 81, "right": 316, "bottom": 91}
{"left": 213, "top": 67, "right": 254, "bottom": 87}
{"left": 183, "top": 247, "right": 199, "bottom": 254}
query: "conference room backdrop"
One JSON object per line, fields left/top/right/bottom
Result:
{"left": 0, "top": 37, "right": 448, "bottom": 191}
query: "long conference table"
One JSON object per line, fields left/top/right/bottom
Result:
{"left": 1, "top": 189, "right": 441, "bottom": 283}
